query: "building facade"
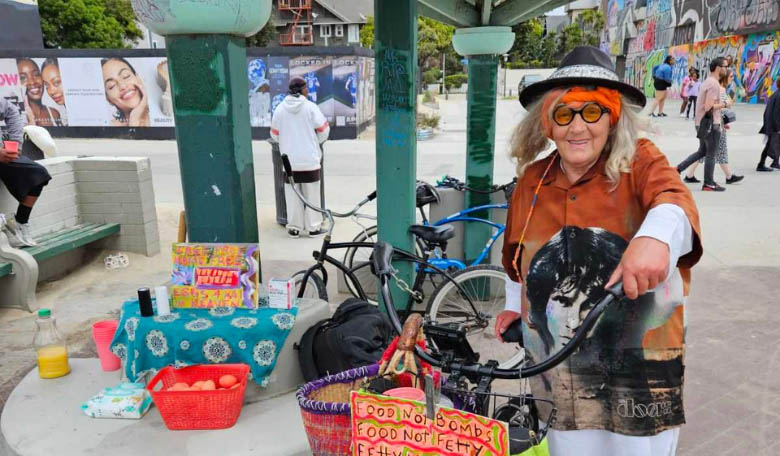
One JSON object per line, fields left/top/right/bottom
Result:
{"left": 604, "top": 0, "right": 780, "bottom": 103}
{"left": 271, "top": 0, "right": 370, "bottom": 47}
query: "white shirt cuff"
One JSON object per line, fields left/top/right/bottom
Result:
{"left": 504, "top": 275, "right": 523, "bottom": 313}
{"left": 633, "top": 203, "right": 693, "bottom": 281}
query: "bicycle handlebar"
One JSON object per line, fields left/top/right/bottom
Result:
{"left": 371, "top": 241, "right": 624, "bottom": 379}
{"left": 437, "top": 176, "right": 517, "bottom": 195}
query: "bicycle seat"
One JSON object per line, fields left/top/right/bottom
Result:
{"left": 409, "top": 224, "right": 455, "bottom": 244}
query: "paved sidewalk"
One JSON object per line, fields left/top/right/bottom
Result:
{"left": 1, "top": 95, "right": 779, "bottom": 454}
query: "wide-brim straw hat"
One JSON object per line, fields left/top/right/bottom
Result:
{"left": 519, "top": 45, "right": 646, "bottom": 108}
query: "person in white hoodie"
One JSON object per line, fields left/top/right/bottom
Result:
{"left": 271, "top": 77, "right": 330, "bottom": 238}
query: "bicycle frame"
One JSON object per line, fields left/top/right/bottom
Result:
{"left": 431, "top": 202, "right": 508, "bottom": 267}
{"left": 296, "top": 237, "right": 489, "bottom": 324}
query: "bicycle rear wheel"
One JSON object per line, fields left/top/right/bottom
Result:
{"left": 427, "top": 265, "right": 523, "bottom": 369}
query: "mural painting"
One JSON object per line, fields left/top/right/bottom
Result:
{"left": 606, "top": 0, "right": 780, "bottom": 103}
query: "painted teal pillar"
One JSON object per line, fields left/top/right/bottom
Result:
{"left": 464, "top": 54, "right": 498, "bottom": 263}
{"left": 166, "top": 35, "right": 259, "bottom": 245}
{"left": 130, "top": 0, "right": 271, "bottom": 249}
{"left": 375, "top": 0, "right": 417, "bottom": 310}
{"left": 453, "top": 27, "right": 514, "bottom": 263}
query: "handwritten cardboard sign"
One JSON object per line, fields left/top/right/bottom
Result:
{"left": 171, "top": 243, "right": 260, "bottom": 309}
{"left": 350, "top": 390, "right": 509, "bottom": 456}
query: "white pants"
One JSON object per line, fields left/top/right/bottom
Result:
{"left": 545, "top": 425, "right": 680, "bottom": 456}
{"left": 284, "top": 181, "right": 322, "bottom": 233}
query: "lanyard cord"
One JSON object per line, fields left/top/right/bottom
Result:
{"left": 511, "top": 152, "right": 559, "bottom": 280}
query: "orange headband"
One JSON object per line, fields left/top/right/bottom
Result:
{"left": 540, "top": 86, "right": 622, "bottom": 138}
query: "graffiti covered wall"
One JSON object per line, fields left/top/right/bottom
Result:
{"left": 606, "top": 0, "right": 780, "bottom": 103}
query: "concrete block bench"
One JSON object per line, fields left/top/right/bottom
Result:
{"left": 0, "top": 157, "right": 160, "bottom": 312}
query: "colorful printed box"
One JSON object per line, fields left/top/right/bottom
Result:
{"left": 171, "top": 243, "right": 260, "bottom": 309}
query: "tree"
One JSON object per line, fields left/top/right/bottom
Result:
{"left": 360, "top": 16, "right": 374, "bottom": 48}
{"left": 506, "top": 16, "right": 559, "bottom": 68}
{"left": 246, "top": 23, "right": 277, "bottom": 47}
{"left": 39, "top": 0, "right": 142, "bottom": 48}
{"left": 557, "top": 10, "right": 605, "bottom": 57}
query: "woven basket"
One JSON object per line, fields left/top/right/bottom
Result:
{"left": 296, "top": 364, "right": 381, "bottom": 456}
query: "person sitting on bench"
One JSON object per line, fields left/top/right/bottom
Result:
{"left": 0, "top": 98, "right": 51, "bottom": 247}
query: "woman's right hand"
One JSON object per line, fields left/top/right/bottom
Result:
{"left": 128, "top": 82, "right": 150, "bottom": 127}
{"left": 495, "top": 310, "right": 521, "bottom": 342}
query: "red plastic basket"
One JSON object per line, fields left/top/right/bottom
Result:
{"left": 146, "top": 363, "right": 250, "bottom": 430}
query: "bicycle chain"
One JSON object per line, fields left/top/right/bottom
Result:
{"left": 391, "top": 270, "right": 424, "bottom": 302}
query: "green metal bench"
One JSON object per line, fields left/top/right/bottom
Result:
{"left": 0, "top": 223, "right": 120, "bottom": 311}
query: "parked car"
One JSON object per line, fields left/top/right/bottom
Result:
{"left": 517, "top": 74, "right": 542, "bottom": 96}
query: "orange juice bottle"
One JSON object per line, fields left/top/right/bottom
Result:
{"left": 34, "top": 309, "right": 70, "bottom": 379}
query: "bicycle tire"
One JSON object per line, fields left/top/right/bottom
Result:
{"left": 427, "top": 264, "right": 523, "bottom": 370}
{"left": 291, "top": 270, "right": 328, "bottom": 302}
{"left": 342, "top": 226, "right": 424, "bottom": 305}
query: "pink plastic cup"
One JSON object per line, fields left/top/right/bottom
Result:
{"left": 384, "top": 387, "right": 426, "bottom": 402}
{"left": 92, "top": 320, "right": 121, "bottom": 371}
{"left": 3, "top": 141, "right": 18, "bottom": 152}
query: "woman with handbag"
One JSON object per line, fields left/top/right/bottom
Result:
{"left": 681, "top": 69, "right": 744, "bottom": 184}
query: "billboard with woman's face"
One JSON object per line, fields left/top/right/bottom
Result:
{"left": 1, "top": 53, "right": 372, "bottom": 133}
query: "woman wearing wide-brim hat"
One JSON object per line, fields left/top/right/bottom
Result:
{"left": 495, "top": 46, "right": 703, "bottom": 455}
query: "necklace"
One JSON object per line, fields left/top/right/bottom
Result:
{"left": 511, "top": 152, "right": 558, "bottom": 279}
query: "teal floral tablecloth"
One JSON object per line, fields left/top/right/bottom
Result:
{"left": 109, "top": 299, "right": 298, "bottom": 387}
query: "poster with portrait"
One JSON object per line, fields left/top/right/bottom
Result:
{"left": 290, "top": 56, "right": 334, "bottom": 124}
{"left": 100, "top": 57, "right": 174, "bottom": 127}
{"left": 331, "top": 56, "right": 357, "bottom": 127}
{"left": 247, "top": 56, "right": 271, "bottom": 127}
{"left": 0, "top": 59, "right": 24, "bottom": 134}
{"left": 12, "top": 57, "right": 68, "bottom": 127}
{"left": 57, "top": 58, "right": 109, "bottom": 127}
{"left": 267, "top": 56, "right": 290, "bottom": 124}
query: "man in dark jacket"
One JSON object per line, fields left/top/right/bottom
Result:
{"left": 758, "top": 78, "right": 780, "bottom": 172}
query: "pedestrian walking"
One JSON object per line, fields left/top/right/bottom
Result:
{"left": 685, "top": 69, "right": 700, "bottom": 119}
{"left": 681, "top": 69, "right": 744, "bottom": 184}
{"left": 679, "top": 67, "right": 694, "bottom": 117}
{"left": 757, "top": 78, "right": 780, "bottom": 172}
{"left": 675, "top": 57, "right": 730, "bottom": 191}
{"left": 500, "top": 45, "right": 701, "bottom": 456}
{"left": 0, "top": 98, "right": 51, "bottom": 247}
{"left": 270, "top": 77, "right": 330, "bottom": 238}
{"left": 648, "top": 55, "right": 674, "bottom": 117}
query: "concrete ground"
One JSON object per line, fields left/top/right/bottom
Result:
{"left": 1, "top": 94, "right": 779, "bottom": 455}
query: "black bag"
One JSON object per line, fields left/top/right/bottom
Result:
{"left": 697, "top": 109, "right": 713, "bottom": 139}
{"left": 722, "top": 109, "right": 736, "bottom": 125}
{"left": 21, "top": 133, "right": 45, "bottom": 160}
{"left": 297, "top": 298, "right": 393, "bottom": 381}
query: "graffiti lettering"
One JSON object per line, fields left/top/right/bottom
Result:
{"left": 672, "top": 23, "right": 695, "bottom": 46}
{"left": 131, "top": 0, "right": 169, "bottom": 23}
{"left": 715, "top": 0, "right": 779, "bottom": 34}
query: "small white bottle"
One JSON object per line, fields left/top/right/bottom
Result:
{"left": 155, "top": 286, "right": 171, "bottom": 316}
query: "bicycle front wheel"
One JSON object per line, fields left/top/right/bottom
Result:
{"left": 427, "top": 265, "right": 523, "bottom": 369}
{"left": 291, "top": 270, "right": 329, "bottom": 302}
{"left": 343, "top": 226, "right": 380, "bottom": 304}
